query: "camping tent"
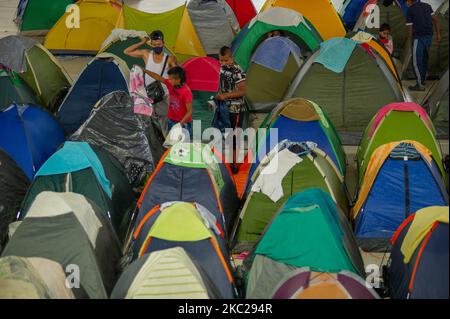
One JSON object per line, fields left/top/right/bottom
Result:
{"left": 0, "top": 65, "right": 39, "bottom": 111}
{"left": 0, "top": 36, "right": 72, "bottom": 113}
{"left": 19, "top": 142, "right": 135, "bottom": 243}
{"left": 182, "top": 57, "right": 220, "bottom": 134}
{"left": 357, "top": 102, "right": 445, "bottom": 184}
{"left": 187, "top": 0, "right": 240, "bottom": 55}
{"left": 226, "top": 0, "right": 257, "bottom": 28}
{"left": 424, "top": 69, "right": 449, "bottom": 139}
{"left": 100, "top": 36, "right": 152, "bottom": 68}
{"left": 232, "top": 142, "right": 348, "bottom": 249}
{"left": 0, "top": 256, "right": 75, "bottom": 299}
{"left": 261, "top": 0, "right": 346, "bottom": 40}
{"left": 353, "top": 141, "right": 449, "bottom": 252}
{"left": 15, "top": 0, "right": 74, "bottom": 35}
{"left": 111, "top": 247, "right": 222, "bottom": 299}
{"left": 251, "top": 99, "right": 346, "bottom": 179}
{"left": 57, "top": 53, "right": 129, "bottom": 134}
{"left": 44, "top": 0, "right": 123, "bottom": 54}
{"left": 130, "top": 201, "right": 236, "bottom": 299}
{"left": 285, "top": 37, "right": 405, "bottom": 133}
{"left": 271, "top": 268, "right": 379, "bottom": 299}
{"left": 2, "top": 191, "right": 122, "bottom": 299}
{"left": 71, "top": 91, "right": 164, "bottom": 186}
{"left": 137, "top": 143, "right": 239, "bottom": 234}
{"left": 119, "top": 1, "right": 206, "bottom": 62}
{"left": 232, "top": 7, "right": 322, "bottom": 71}
{"left": 244, "top": 188, "right": 368, "bottom": 299}
{"left": 245, "top": 36, "right": 303, "bottom": 112}
{"left": 387, "top": 206, "right": 449, "bottom": 299}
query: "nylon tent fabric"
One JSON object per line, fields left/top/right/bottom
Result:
{"left": 0, "top": 104, "right": 65, "bottom": 181}
{"left": 120, "top": 3, "right": 206, "bottom": 62}
{"left": 0, "top": 36, "right": 72, "bottom": 113}
{"left": 187, "top": 0, "right": 238, "bottom": 55}
{"left": 341, "top": 0, "right": 368, "bottom": 29}
{"left": 57, "top": 53, "right": 129, "bottom": 135}
{"left": 2, "top": 191, "right": 122, "bottom": 299}
{"left": 112, "top": 247, "right": 222, "bottom": 299}
{"left": 0, "top": 149, "right": 29, "bottom": 249}
{"left": 261, "top": 0, "right": 346, "bottom": 40}
{"left": 285, "top": 38, "right": 405, "bottom": 133}
{"left": 15, "top": 0, "right": 74, "bottom": 34}
{"left": 137, "top": 143, "right": 239, "bottom": 235}
{"left": 0, "top": 66, "right": 39, "bottom": 111}
{"left": 44, "top": 0, "right": 123, "bottom": 54}
{"left": 424, "top": 69, "right": 449, "bottom": 139}
{"left": 245, "top": 36, "right": 303, "bottom": 112}
{"left": 226, "top": 0, "right": 257, "bottom": 28}
{"left": 122, "top": 0, "right": 186, "bottom": 13}
{"left": 19, "top": 143, "right": 135, "bottom": 243}
{"left": 388, "top": 206, "right": 449, "bottom": 299}
{"left": 71, "top": 91, "right": 161, "bottom": 186}
{"left": 130, "top": 202, "right": 236, "bottom": 299}
{"left": 353, "top": 142, "right": 449, "bottom": 252}
{"left": 232, "top": 142, "right": 349, "bottom": 249}
{"left": 357, "top": 103, "right": 445, "bottom": 184}
{"left": 232, "top": 7, "right": 322, "bottom": 71}
{"left": 271, "top": 268, "right": 379, "bottom": 299}
{"left": 99, "top": 36, "right": 152, "bottom": 68}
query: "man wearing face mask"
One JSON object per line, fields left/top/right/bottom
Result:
{"left": 124, "top": 30, "right": 177, "bottom": 133}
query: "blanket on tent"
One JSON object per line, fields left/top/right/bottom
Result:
{"left": 314, "top": 38, "right": 358, "bottom": 73}
{"left": 129, "top": 66, "right": 153, "bottom": 116}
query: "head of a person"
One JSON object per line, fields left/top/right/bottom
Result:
{"left": 219, "top": 46, "right": 234, "bottom": 66}
{"left": 168, "top": 66, "right": 186, "bottom": 88}
{"left": 267, "top": 30, "right": 285, "bottom": 38}
{"left": 150, "top": 30, "right": 165, "bottom": 55}
{"left": 379, "top": 23, "right": 391, "bottom": 39}
{"left": 405, "top": 0, "right": 416, "bottom": 7}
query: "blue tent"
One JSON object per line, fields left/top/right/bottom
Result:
{"left": 354, "top": 142, "right": 448, "bottom": 251}
{"left": 57, "top": 54, "right": 129, "bottom": 134}
{"left": 388, "top": 206, "right": 449, "bottom": 299}
{"left": 0, "top": 104, "right": 65, "bottom": 180}
{"left": 342, "top": 0, "right": 368, "bottom": 29}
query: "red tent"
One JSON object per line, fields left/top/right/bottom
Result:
{"left": 182, "top": 57, "right": 220, "bottom": 92}
{"left": 226, "top": 0, "right": 257, "bottom": 28}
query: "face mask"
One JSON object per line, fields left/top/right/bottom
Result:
{"left": 153, "top": 46, "right": 164, "bottom": 55}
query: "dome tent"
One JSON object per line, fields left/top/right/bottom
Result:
{"left": 0, "top": 65, "right": 38, "bottom": 111}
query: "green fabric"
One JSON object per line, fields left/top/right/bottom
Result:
{"left": 246, "top": 54, "right": 300, "bottom": 111}
{"left": 192, "top": 90, "right": 215, "bottom": 135}
{"left": 293, "top": 47, "right": 401, "bottom": 131}
{"left": 20, "top": 0, "right": 72, "bottom": 32}
{"left": 148, "top": 203, "right": 212, "bottom": 241}
{"left": 102, "top": 38, "right": 152, "bottom": 68}
{"left": 357, "top": 111, "right": 445, "bottom": 184}
{"left": 433, "top": 93, "right": 449, "bottom": 137}
{"left": 0, "top": 69, "right": 38, "bottom": 111}
{"left": 236, "top": 153, "right": 348, "bottom": 244}
{"left": 255, "top": 190, "right": 357, "bottom": 273}
{"left": 234, "top": 20, "right": 321, "bottom": 71}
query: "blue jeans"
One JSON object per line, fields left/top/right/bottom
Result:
{"left": 412, "top": 36, "right": 432, "bottom": 85}
{"left": 212, "top": 99, "right": 231, "bottom": 134}
{"left": 167, "top": 119, "right": 192, "bottom": 140}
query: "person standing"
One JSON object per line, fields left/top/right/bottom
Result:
{"left": 405, "top": 0, "right": 441, "bottom": 91}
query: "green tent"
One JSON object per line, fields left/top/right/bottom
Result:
{"left": 244, "top": 188, "right": 365, "bottom": 298}
{"left": 0, "top": 66, "right": 38, "bottom": 111}
{"left": 2, "top": 191, "right": 122, "bottom": 299}
{"left": 19, "top": 143, "right": 136, "bottom": 243}
{"left": 232, "top": 7, "right": 322, "bottom": 71}
{"left": 15, "top": 0, "right": 73, "bottom": 34}
{"left": 357, "top": 103, "right": 445, "bottom": 185}
{"left": 424, "top": 68, "right": 449, "bottom": 139}
{"left": 285, "top": 38, "right": 405, "bottom": 133}
{"left": 232, "top": 142, "right": 348, "bottom": 250}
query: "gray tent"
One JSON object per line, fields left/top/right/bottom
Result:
{"left": 2, "top": 191, "right": 122, "bottom": 299}
{"left": 424, "top": 68, "right": 449, "bottom": 138}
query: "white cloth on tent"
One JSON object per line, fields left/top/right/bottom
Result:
{"left": 251, "top": 148, "right": 302, "bottom": 202}
{"left": 123, "top": 0, "right": 186, "bottom": 14}
{"left": 101, "top": 29, "right": 149, "bottom": 49}
{"left": 351, "top": 31, "right": 375, "bottom": 44}
{"left": 249, "top": 7, "right": 310, "bottom": 30}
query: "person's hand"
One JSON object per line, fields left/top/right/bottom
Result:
{"left": 436, "top": 34, "right": 442, "bottom": 44}
{"left": 216, "top": 94, "right": 225, "bottom": 101}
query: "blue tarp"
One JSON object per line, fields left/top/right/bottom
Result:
{"left": 251, "top": 37, "right": 301, "bottom": 72}
{"left": 355, "top": 157, "right": 448, "bottom": 239}
{"left": 36, "top": 141, "right": 112, "bottom": 198}
{"left": 57, "top": 58, "right": 128, "bottom": 134}
{"left": 314, "top": 38, "right": 358, "bottom": 73}
{"left": 0, "top": 104, "right": 65, "bottom": 180}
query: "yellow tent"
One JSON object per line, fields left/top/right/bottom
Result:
{"left": 44, "top": 0, "right": 122, "bottom": 54}
{"left": 261, "top": 0, "right": 346, "bottom": 40}
{"left": 117, "top": 3, "right": 206, "bottom": 62}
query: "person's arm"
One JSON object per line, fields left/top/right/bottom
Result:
{"left": 124, "top": 38, "right": 149, "bottom": 59}
{"left": 180, "top": 101, "right": 193, "bottom": 125}
{"left": 406, "top": 9, "right": 413, "bottom": 45}
{"left": 168, "top": 55, "right": 178, "bottom": 68}
{"left": 134, "top": 65, "right": 165, "bottom": 83}
{"left": 218, "top": 80, "right": 246, "bottom": 100}
{"left": 432, "top": 14, "right": 441, "bottom": 43}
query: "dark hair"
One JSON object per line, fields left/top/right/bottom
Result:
{"left": 168, "top": 66, "right": 186, "bottom": 84}
{"left": 150, "top": 30, "right": 164, "bottom": 41}
{"left": 380, "top": 23, "right": 391, "bottom": 32}
{"left": 219, "top": 46, "right": 232, "bottom": 57}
